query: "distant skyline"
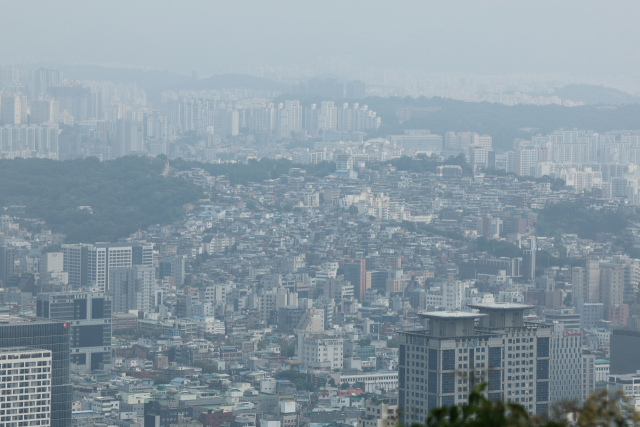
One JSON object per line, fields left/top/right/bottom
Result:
{"left": 2, "top": 0, "right": 639, "bottom": 78}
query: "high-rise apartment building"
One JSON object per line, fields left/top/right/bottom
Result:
{"left": 572, "top": 259, "right": 601, "bottom": 304}
{"left": 319, "top": 101, "right": 337, "bottom": 132}
{"left": 599, "top": 262, "right": 624, "bottom": 309}
{"left": 1, "top": 93, "right": 26, "bottom": 125}
{"left": 398, "top": 303, "right": 551, "bottom": 425}
{"left": 0, "top": 316, "right": 71, "bottom": 427}
{"left": 0, "top": 347, "right": 53, "bottom": 427}
{"left": 61, "top": 243, "right": 153, "bottom": 291}
{"left": 34, "top": 67, "right": 63, "bottom": 97}
{"left": 36, "top": 292, "right": 112, "bottom": 373}
{"left": 109, "top": 265, "right": 156, "bottom": 314}
{"left": 515, "top": 146, "right": 539, "bottom": 176}
{"left": 31, "top": 98, "right": 60, "bottom": 124}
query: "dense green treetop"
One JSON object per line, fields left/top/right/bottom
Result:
{"left": 170, "top": 157, "right": 336, "bottom": 185}
{"left": 535, "top": 202, "right": 630, "bottom": 240}
{"left": 0, "top": 156, "right": 203, "bottom": 243}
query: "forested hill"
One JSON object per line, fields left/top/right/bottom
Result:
{"left": 0, "top": 156, "right": 203, "bottom": 243}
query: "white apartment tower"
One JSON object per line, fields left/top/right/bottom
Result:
{"left": 0, "top": 347, "right": 53, "bottom": 427}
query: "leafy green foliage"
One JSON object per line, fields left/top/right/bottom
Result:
{"left": 363, "top": 96, "right": 640, "bottom": 151}
{"left": 476, "top": 237, "right": 523, "bottom": 258}
{"left": 536, "top": 250, "right": 585, "bottom": 269}
{"left": 274, "top": 370, "right": 314, "bottom": 391}
{"left": 388, "top": 154, "right": 472, "bottom": 175}
{"left": 420, "top": 224, "right": 466, "bottom": 241}
{"left": 0, "top": 156, "right": 203, "bottom": 243}
{"left": 191, "top": 360, "right": 218, "bottom": 374}
{"left": 170, "top": 157, "right": 336, "bottom": 185}
{"left": 536, "top": 202, "right": 628, "bottom": 239}
{"left": 407, "top": 384, "right": 640, "bottom": 427}
{"left": 279, "top": 343, "right": 296, "bottom": 357}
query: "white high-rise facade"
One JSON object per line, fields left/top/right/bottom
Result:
{"left": 0, "top": 347, "right": 53, "bottom": 427}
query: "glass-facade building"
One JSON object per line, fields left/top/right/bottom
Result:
{"left": 36, "top": 292, "right": 112, "bottom": 372}
{"left": 0, "top": 316, "right": 71, "bottom": 427}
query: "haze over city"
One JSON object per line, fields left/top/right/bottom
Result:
{"left": 2, "top": 3, "right": 640, "bottom": 427}
{"left": 3, "top": 1, "right": 640, "bottom": 78}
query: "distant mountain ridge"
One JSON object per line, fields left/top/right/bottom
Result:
{"left": 57, "top": 64, "right": 291, "bottom": 102}
{"left": 177, "top": 73, "right": 291, "bottom": 92}
{"left": 554, "top": 84, "right": 640, "bottom": 105}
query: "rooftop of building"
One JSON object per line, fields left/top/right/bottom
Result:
{"left": 0, "top": 347, "right": 51, "bottom": 355}
{"left": 466, "top": 302, "right": 535, "bottom": 310}
{"left": 417, "top": 311, "right": 486, "bottom": 319}
{"left": 0, "top": 315, "right": 64, "bottom": 325}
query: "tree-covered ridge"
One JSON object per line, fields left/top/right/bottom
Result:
{"left": 170, "top": 157, "right": 336, "bottom": 185}
{"left": 535, "top": 202, "right": 630, "bottom": 240}
{"left": 387, "top": 153, "right": 472, "bottom": 175}
{"left": 0, "top": 156, "right": 203, "bottom": 243}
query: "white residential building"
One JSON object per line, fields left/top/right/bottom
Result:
{"left": 0, "top": 347, "right": 52, "bottom": 427}
{"left": 298, "top": 332, "right": 343, "bottom": 370}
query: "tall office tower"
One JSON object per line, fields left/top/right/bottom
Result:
{"left": 549, "top": 323, "right": 583, "bottom": 404}
{"left": 0, "top": 315, "right": 71, "bottom": 427}
{"left": 343, "top": 259, "right": 367, "bottom": 302}
{"left": 398, "top": 303, "right": 551, "bottom": 425}
{"left": 31, "top": 98, "right": 60, "bottom": 124}
{"left": 36, "top": 292, "right": 112, "bottom": 372}
{"left": 0, "top": 243, "right": 17, "bottom": 286}
{"left": 0, "top": 347, "right": 53, "bottom": 427}
{"left": 522, "top": 236, "right": 536, "bottom": 281}
{"left": 1, "top": 93, "right": 22, "bottom": 125}
{"left": 61, "top": 243, "right": 152, "bottom": 292}
{"left": 109, "top": 265, "right": 156, "bottom": 314}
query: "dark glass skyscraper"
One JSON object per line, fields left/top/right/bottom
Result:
{"left": 0, "top": 316, "right": 71, "bottom": 427}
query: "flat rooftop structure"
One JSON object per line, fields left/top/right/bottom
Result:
{"left": 467, "top": 302, "right": 534, "bottom": 329}
{"left": 417, "top": 311, "right": 487, "bottom": 319}
{"left": 415, "top": 311, "right": 487, "bottom": 338}
{"left": 466, "top": 302, "right": 535, "bottom": 310}
{"left": 0, "top": 314, "right": 61, "bottom": 325}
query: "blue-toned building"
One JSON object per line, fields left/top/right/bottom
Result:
{"left": 398, "top": 303, "right": 551, "bottom": 425}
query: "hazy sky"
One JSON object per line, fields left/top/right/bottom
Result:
{"left": 2, "top": 0, "right": 638, "bottom": 76}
